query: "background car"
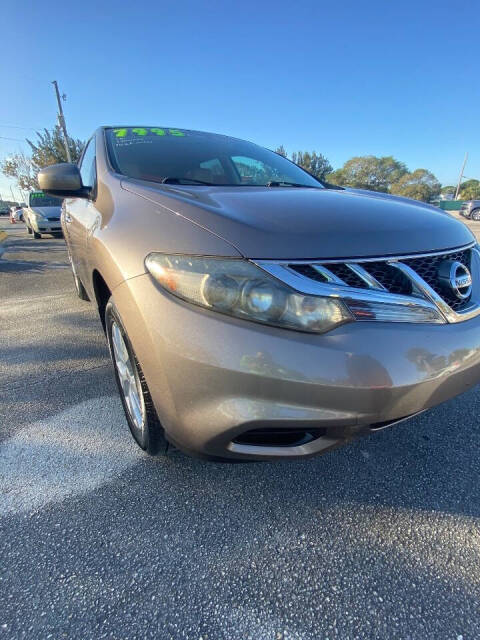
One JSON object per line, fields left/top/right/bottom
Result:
{"left": 460, "top": 200, "right": 480, "bottom": 221}
{"left": 9, "top": 206, "right": 23, "bottom": 223}
{"left": 23, "top": 191, "right": 63, "bottom": 238}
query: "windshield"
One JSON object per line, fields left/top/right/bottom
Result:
{"left": 29, "top": 192, "right": 62, "bottom": 207}
{"left": 105, "top": 127, "right": 323, "bottom": 188}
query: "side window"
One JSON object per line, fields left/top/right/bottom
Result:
{"left": 231, "top": 155, "right": 285, "bottom": 185}
{"left": 79, "top": 139, "right": 96, "bottom": 188}
{"left": 199, "top": 158, "right": 225, "bottom": 177}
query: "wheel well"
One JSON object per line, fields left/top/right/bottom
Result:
{"left": 92, "top": 270, "right": 112, "bottom": 332}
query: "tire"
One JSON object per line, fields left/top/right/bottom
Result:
{"left": 33, "top": 230, "right": 41, "bottom": 239}
{"left": 26, "top": 226, "right": 32, "bottom": 235}
{"left": 105, "top": 299, "right": 168, "bottom": 455}
{"left": 471, "top": 209, "right": 480, "bottom": 221}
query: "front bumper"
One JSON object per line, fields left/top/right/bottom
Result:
{"left": 31, "top": 218, "right": 62, "bottom": 233}
{"left": 113, "top": 273, "right": 480, "bottom": 460}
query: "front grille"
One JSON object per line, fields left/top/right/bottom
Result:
{"left": 352, "top": 261, "right": 413, "bottom": 295}
{"left": 404, "top": 249, "right": 471, "bottom": 310}
{"left": 288, "top": 246, "right": 474, "bottom": 313}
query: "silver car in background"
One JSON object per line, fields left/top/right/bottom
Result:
{"left": 460, "top": 200, "right": 480, "bottom": 221}
{"left": 24, "top": 191, "right": 63, "bottom": 238}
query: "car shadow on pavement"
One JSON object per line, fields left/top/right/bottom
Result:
{"left": 1, "top": 388, "right": 479, "bottom": 639}
{"left": 0, "top": 260, "right": 68, "bottom": 273}
{"left": 0, "top": 235, "right": 65, "bottom": 257}
{"left": 160, "top": 387, "right": 480, "bottom": 520}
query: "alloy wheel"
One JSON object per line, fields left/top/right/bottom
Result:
{"left": 111, "top": 321, "right": 146, "bottom": 433}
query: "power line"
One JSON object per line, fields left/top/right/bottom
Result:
{"left": 0, "top": 136, "right": 25, "bottom": 141}
{"left": 0, "top": 124, "right": 39, "bottom": 130}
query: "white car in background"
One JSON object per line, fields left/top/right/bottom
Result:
{"left": 24, "top": 191, "right": 63, "bottom": 239}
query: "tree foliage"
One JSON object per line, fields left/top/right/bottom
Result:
{"left": 275, "top": 145, "right": 287, "bottom": 157}
{"left": 28, "top": 128, "right": 84, "bottom": 169}
{"left": 458, "top": 179, "right": 480, "bottom": 200}
{"left": 1, "top": 152, "right": 38, "bottom": 191}
{"left": 290, "top": 151, "right": 333, "bottom": 181}
{"left": 1, "top": 127, "right": 85, "bottom": 191}
{"left": 327, "top": 155, "right": 408, "bottom": 192}
{"left": 440, "top": 185, "right": 455, "bottom": 195}
{"left": 390, "top": 168, "right": 441, "bottom": 202}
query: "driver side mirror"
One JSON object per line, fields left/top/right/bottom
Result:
{"left": 38, "top": 163, "right": 90, "bottom": 198}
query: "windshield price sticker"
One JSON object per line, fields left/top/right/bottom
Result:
{"left": 113, "top": 128, "right": 186, "bottom": 138}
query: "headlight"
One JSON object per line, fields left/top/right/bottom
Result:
{"left": 32, "top": 211, "right": 45, "bottom": 220}
{"left": 145, "top": 254, "right": 352, "bottom": 334}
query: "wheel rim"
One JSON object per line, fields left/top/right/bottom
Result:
{"left": 473, "top": 211, "right": 480, "bottom": 221}
{"left": 111, "top": 321, "right": 145, "bottom": 433}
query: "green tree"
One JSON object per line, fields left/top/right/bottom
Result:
{"left": 390, "top": 168, "right": 441, "bottom": 202}
{"left": 458, "top": 179, "right": 480, "bottom": 200}
{"left": 440, "top": 185, "right": 456, "bottom": 195}
{"left": 275, "top": 145, "right": 287, "bottom": 157}
{"left": 1, "top": 126, "right": 85, "bottom": 191}
{"left": 291, "top": 151, "right": 333, "bottom": 181}
{"left": 1, "top": 151, "right": 37, "bottom": 191}
{"left": 28, "top": 127, "right": 84, "bottom": 169}
{"left": 327, "top": 155, "right": 408, "bottom": 192}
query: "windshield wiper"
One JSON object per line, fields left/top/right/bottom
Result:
{"left": 162, "top": 177, "right": 216, "bottom": 186}
{"left": 266, "top": 181, "right": 319, "bottom": 188}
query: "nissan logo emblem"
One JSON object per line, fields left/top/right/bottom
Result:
{"left": 438, "top": 260, "right": 472, "bottom": 300}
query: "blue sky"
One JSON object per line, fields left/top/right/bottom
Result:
{"left": 1, "top": 0, "right": 479, "bottom": 200}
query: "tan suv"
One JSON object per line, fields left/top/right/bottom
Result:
{"left": 38, "top": 126, "right": 480, "bottom": 461}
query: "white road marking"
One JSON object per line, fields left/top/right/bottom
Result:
{"left": 0, "top": 396, "right": 143, "bottom": 517}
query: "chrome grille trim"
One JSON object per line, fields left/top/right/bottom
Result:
{"left": 311, "top": 264, "right": 347, "bottom": 285}
{"left": 254, "top": 243, "right": 480, "bottom": 324}
{"left": 256, "top": 242, "right": 476, "bottom": 265}
{"left": 345, "top": 263, "right": 387, "bottom": 290}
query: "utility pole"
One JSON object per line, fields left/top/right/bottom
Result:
{"left": 455, "top": 152, "right": 468, "bottom": 200}
{"left": 52, "top": 80, "right": 72, "bottom": 162}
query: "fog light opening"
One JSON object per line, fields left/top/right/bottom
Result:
{"left": 232, "top": 428, "right": 327, "bottom": 448}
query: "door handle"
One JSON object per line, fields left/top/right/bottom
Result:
{"left": 64, "top": 213, "right": 72, "bottom": 223}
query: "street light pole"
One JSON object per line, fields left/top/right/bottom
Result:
{"left": 52, "top": 80, "right": 72, "bottom": 163}
{"left": 454, "top": 152, "right": 468, "bottom": 200}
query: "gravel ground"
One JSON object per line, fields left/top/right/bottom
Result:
{"left": 1, "top": 217, "right": 480, "bottom": 639}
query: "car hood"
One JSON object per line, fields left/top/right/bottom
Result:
{"left": 30, "top": 206, "right": 61, "bottom": 218}
{"left": 122, "top": 180, "right": 474, "bottom": 260}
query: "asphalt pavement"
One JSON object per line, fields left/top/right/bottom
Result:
{"left": 1, "top": 217, "right": 480, "bottom": 640}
